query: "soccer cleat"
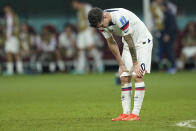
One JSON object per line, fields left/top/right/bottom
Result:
{"left": 122, "top": 113, "right": 140, "bottom": 121}
{"left": 112, "top": 114, "right": 128, "bottom": 121}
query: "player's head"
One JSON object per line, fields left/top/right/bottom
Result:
{"left": 72, "top": 0, "right": 83, "bottom": 9}
{"left": 64, "top": 24, "right": 73, "bottom": 35}
{"left": 3, "top": 4, "right": 13, "bottom": 14}
{"left": 88, "top": 7, "right": 110, "bottom": 28}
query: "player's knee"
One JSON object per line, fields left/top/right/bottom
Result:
{"left": 133, "top": 75, "right": 144, "bottom": 82}
{"left": 120, "top": 76, "right": 130, "bottom": 85}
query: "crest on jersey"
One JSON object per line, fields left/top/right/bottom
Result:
{"left": 119, "top": 16, "right": 129, "bottom": 33}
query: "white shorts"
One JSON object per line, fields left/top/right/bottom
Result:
{"left": 5, "top": 36, "right": 20, "bottom": 54}
{"left": 182, "top": 47, "right": 196, "bottom": 58}
{"left": 77, "top": 28, "right": 94, "bottom": 49}
{"left": 120, "top": 38, "right": 153, "bottom": 77}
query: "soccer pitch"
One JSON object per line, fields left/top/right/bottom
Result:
{"left": 0, "top": 72, "right": 196, "bottom": 131}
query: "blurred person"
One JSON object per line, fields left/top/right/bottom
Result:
{"left": 19, "top": 23, "right": 35, "bottom": 61}
{"left": 167, "top": 0, "right": 177, "bottom": 15}
{"left": 35, "top": 27, "right": 57, "bottom": 73}
{"left": 177, "top": 22, "right": 196, "bottom": 70}
{"left": 91, "top": 28, "right": 104, "bottom": 72}
{"left": 56, "top": 24, "right": 77, "bottom": 72}
{"left": 19, "top": 23, "right": 37, "bottom": 73}
{"left": 150, "top": 0, "right": 177, "bottom": 31}
{"left": 150, "top": 0, "right": 165, "bottom": 65}
{"left": 0, "top": 24, "right": 5, "bottom": 73}
{"left": 88, "top": 8, "right": 153, "bottom": 121}
{"left": 3, "top": 5, "right": 23, "bottom": 75}
{"left": 150, "top": 0, "right": 165, "bottom": 32}
{"left": 72, "top": 0, "right": 103, "bottom": 74}
{"left": 159, "top": 2, "right": 178, "bottom": 74}
{"left": 150, "top": 0, "right": 177, "bottom": 67}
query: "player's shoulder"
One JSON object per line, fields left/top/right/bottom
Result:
{"left": 105, "top": 8, "right": 131, "bottom": 20}
{"left": 104, "top": 8, "right": 128, "bottom": 12}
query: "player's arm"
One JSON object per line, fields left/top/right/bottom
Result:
{"left": 106, "top": 36, "right": 128, "bottom": 73}
{"left": 106, "top": 36, "right": 123, "bottom": 66}
{"left": 115, "top": 15, "right": 143, "bottom": 77}
{"left": 123, "top": 34, "right": 143, "bottom": 77}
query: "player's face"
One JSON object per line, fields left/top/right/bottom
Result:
{"left": 97, "top": 16, "right": 109, "bottom": 28}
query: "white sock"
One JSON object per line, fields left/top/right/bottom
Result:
{"left": 90, "top": 49, "right": 104, "bottom": 72}
{"left": 121, "top": 83, "right": 132, "bottom": 114}
{"left": 77, "top": 50, "right": 86, "bottom": 72}
{"left": 49, "top": 62, "right": 56, "bottom": 72}
{"left": 36, "top": 62, "right": 42, "bottom": 72}
{"left": 57, "top": 60, "right": 65, "bottom": 71}
{"left": 177, "top": 60, "right": 184, "bottom": 69}
{"left": 7, "top": 62, "right": 14, "bottom": 74}
{"left": 16, "top": 61, "right": 23, "bottom": 74}
{"left": 132, "top": 82, "right": 145, "bottom": 116}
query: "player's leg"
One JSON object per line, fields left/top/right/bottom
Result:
{"left": 75, "top": 32, "right": 86, "bottom": 74}
{"left": 112, "top": 48, "right": 132, "bottom": 121}
{"left": 88, "top": 44, "right": 104, "bottom": 73}
{"left": 56, "top": 48, "right": 65, "bottom": 72}
{"left": 123, "top": 40, "right": 153, "bottom": 121}
{"left": 10, "top": 36, "right": 24, "bottom": 74}
{"left": 194, "top": 53, "right": 196, "bottom": 69}
{"left": 35, "top": 50, "right": 43, "bottom": 73}
{"left": 5, "top": 52, "right": 14, "bottom": 75}
{"left": 15, "top": 53, "right": 24, "bottom": 74}
{"left": 177, "top": 48, "right": 186, "bottom": 70}
{"left": 112, "top": 75, "right": 132, "bottom": 121}
{"left": 5, "top": 36, "right": 21, "bottom": 75}
{"left": 47, "top": 51, "right": 56, "bottom": 73}
{"left": 166, "top": 40, "right": 176, "bottom": 74}
{"left": 87, "top": 29, "right": 104, "bottom": 73}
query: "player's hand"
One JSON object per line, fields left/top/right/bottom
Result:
{"left": 163, "top": 34, "right": 170, "bottom": 43}
{"left": 132, "top": 62, "right": 143, "bottom": 78}
{"left": 118, "top": 65, "right": 129, "bottom": 77}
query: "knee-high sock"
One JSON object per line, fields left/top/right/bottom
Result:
{"left": 77, "top": 50, "right": 86, "bottom": 72}
{"left": 57, "top": 60, "right": 65, "bottom": 71}
{"left": 49, "top": 62, "right": 56, "bottom": 72}
{"left": 16, "top": 61, "right": 23, "bottom": 74}
{"left": 121, "top": 83, "right": 132, "bottom": 114}
{"left": 90, "top": 48, "right": 104, "bottom": 72}
{"left": 6, "top": 62, "right": 14, "bottom": 74}
{"left": 132, "top": 82, "right": 145, "bottom": 115}
{"left": 177, "top": 60, "right": 184, "bottom": 69}
{"left": 36, "top": 62, "right": 42, "bottom": 73}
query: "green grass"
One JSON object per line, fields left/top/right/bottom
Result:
{"left": 0, "top": 72, "right": 196, "bottom": 131}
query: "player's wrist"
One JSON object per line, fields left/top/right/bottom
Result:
{"left": 133, "top": 61, "right": 138, "bottom": 66}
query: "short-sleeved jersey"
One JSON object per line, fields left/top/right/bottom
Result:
{"left": 99, "top": 8, "right": 152, "bottom": 47}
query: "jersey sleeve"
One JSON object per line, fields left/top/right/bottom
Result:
{"left": 99, "top": 28, "right": 112, "bottom": 39}
{"left": 114, "top": 15, "right": 131, "bottom": 36}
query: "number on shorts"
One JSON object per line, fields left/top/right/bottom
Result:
{"left": 140, "top": 63, "right": 145, "bottom": 71}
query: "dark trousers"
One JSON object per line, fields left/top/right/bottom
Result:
{"left": 158, "top": 37, "right": 176, "bottom": 68}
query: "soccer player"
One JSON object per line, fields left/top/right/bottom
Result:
{"left": 3, "top": 5, "right": 23, "bottom": 75}
{"left": 72, "top": 0, "right": 103, "bottom": 73}
{"left": 88, "top": 8, "right": 153, "bottom": 121}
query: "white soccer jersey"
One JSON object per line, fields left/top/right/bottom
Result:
{"left": 59, "top": 32, "right": 76, "bottom": 49}
{"left": 99, "top": 8, "right": 152, "bottom": 48}
{"left": 35, "top": 35, "right": 57, "bottom": 52}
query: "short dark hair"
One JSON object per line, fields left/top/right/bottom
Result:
{"left": 88, "top": 7, "right": 103, "bottom": 28}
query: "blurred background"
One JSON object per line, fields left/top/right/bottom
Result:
{"left": 0, "top": 0, "right": 195, "bottom": 75}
